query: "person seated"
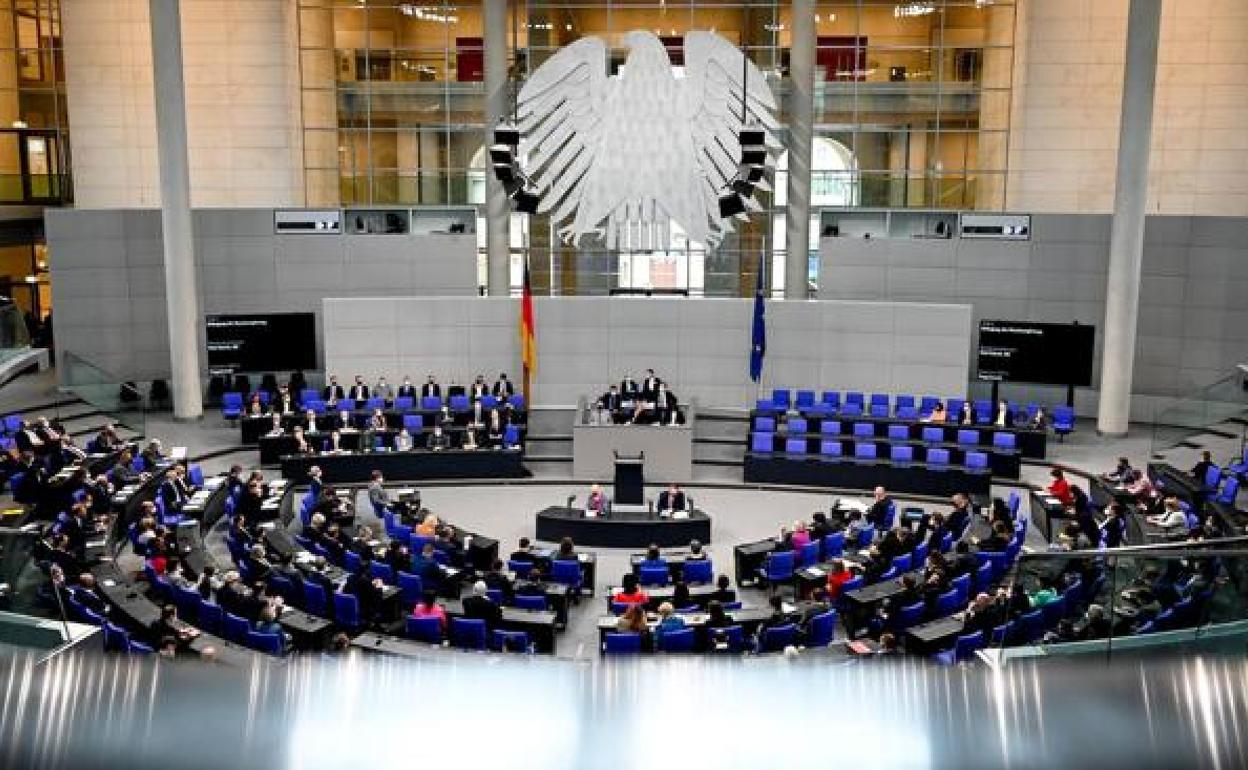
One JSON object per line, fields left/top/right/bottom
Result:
{"left": 509, "top": 536, "right": 536, "bottom": 563}
{"left": 616, "top": 603, "right": 650, "bottom": 642}
{"left": 612, "top": 573, "right": 649, "bottom": 606}
{"left": 962, "top": 592, "right": 1003, "bottom": 636}
{"left": 867, "top": 486, "right": 892, "bottom": 529}
{"left": 1147, "top": 497, "right": 1189, "bottom": 534}
{"left": 654, "top": 382, "right": 680, "bottom": 425}
{"left": 394, "top": 427, "right": 414, "bottom": 452}
{"left": 555, "top": 537, "right": 579, "bottom": 563}
{"left": 140, "top": 439, "right": 165, "bottom": 470}
{"left": 374, "top": 377, "right": 393, "bottom": 403}
{"left": 1076, "top": 604, "right": 1111, "bottom": 640}
{"left": 994, "top": 399, "right": 1014, "bottom": 428}
{"left": 708, "top": 574, "right": 736, "bottom": 604}
{"left": 274, "top": 385, "right": 296, "bottom": 415}
{"left": 824, "top": 559, "right": 856, "bottom": 600}
{"left": 1042, "top": 618, "right": 1079, "bottom": 645}
{"left": 958, "top": 401, "right": 974, "bottom": 425}
{"left": 433, "top": 525, "right": 464, "bottom": 567}
{"left": 1047, "top": 468, "right": 1074, "bottom": 507}
{"left": 461, "top": 580, "right": 503, "bottom": 629}
{"left": 876, "top": 526, "right": 909, "bottom": 561}
{"left": 159, "top": 463, "right": 193, "bottom": 513}
{"left": 427, "top": 424, "right": 450, "bottom": 451}
{"left": 785, "top": 521, "right": 812, "bottom": 553}
{"left": 383, "top": 538, "right": 410, "bottom": 577}
{"left": 150, "top": 603, "right": 199, "bottom": 649}
{"left": 492, "top": 373, "right": 515, "bottom": 398}
{"left": 410, "top": 589, "right": 447, "bottom": 632}
{"left": 513, "top": 564, "right": 547, "bottom": 597}
{"left": 703, "top": 600, "right": 735, "bottom": 635}
{"left": 640, "top": 543, "right": 664, "bottom": 569}
{"left": 949, "top": 541, "right": 978, "bottom": 578}
{"left": 366, "top": 408, "right": 387, "bottom": 432}
{"left": 652, "top": 602, "right": 686, "bottom": 646}
{"left": 322, "top": 374, "right": 345, "bottom": 406}
{"left": 482, "top": 559, "right": 513, "bottom": 599}
{"left": 343, "top": 564, "right": 384, "bottom": 621}
{"left": 1028, "top": 575, "right": 1061, "bottom": 608}
{"left": 585, "top": 484, "right": 609, "bottom": 517}
{"left": 757, "top": 594, "right": 794, "bottom": 636}
{"left": 410, "top": 542, "right": 442, "bottom": 585}
{"left": 808, "top": 511, "right": 833, "bottom": 543}
{"left": 396, "top": 376, "right": 417, "bottom": 400}
{"left": 656, "top": 483, "right": 686, "bottom": 514}
{"left": 415, "top": 512, "right": 440, "bottom": 538}
{"left": 842, "top": 510, "right": 867, "bottom": 546}
{"left": 254, "top": 606, "right": 284, "bottom": 637}
{"left": 924, "top": 401, "right": 947, "bottom": 423}
{"left": 348, "top": 375, "right": 369, "bottom": 401}
{"left": 974, "top": 521, "right": 1013, "bottom": 552}
{"left": 421, "top": 375, "right": 441, "bottom": 400}
{"left": 597, "top": 385, "right": 623, "bottom": 424}
{"left": 1103, "top": 456, "right": 1136, "bottom": 485}
{"left": 687, "top": 539, "right": 708, "bottom": 561}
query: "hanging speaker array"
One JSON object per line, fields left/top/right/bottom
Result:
{"left": 718, "top": 125, "right": 770, "bottom": 219}
{"left": 490, "top": 125, "right": 540, "bottom": 214}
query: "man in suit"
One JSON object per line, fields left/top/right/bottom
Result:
{"left": 303, "top": 408, "right": 322, "bottom": 435}
{"left": 374, "top": 377, "right": 394, "bottom": 403}
{"left": 397, "top": 377, "right": 417, "bottom": 400}
{"left": 14, "top": 421, "right": 45, "bottom": 455}
{"left": 492, "top": 373, "right": 515, "bottom": 398}
{"left": 509, "top": 537, "right": 537, "bottom": 563}
{"left": 598, "top": 385, "right": 622, "bottom": 423}
{"left": 427, "top": 424, "right": 450, "bottom": 451}
{"left": 461, "top": 581, "right": 503, "bottom": 629}
{"left": 619, "top": 376, "right": 640, "bottom": 400}
{"left": 947, "top": 493, "right": 973, "bottom": 536}
{"left": 274, "top": 385, "right": 296, "bottom": 415}
{"left": 654, "top": 382, "right": 679, "bottom": 425}
{"left": 348, "top": 375, "right": 369, "bottom": 401}
{"left": 657, "top": 483, "right": 687, "bottom": 514}
{"left": 467, "top": 375, "right": 487, "bottom": 402}
{"left": 343, "top": 565, "right": 384, "bottom": 621}
{"left": 322, "top": 375, "right": 345, "bottom": 406}
{"left": 641, "top": 368, "right": 660, "bottom": 400}
{"left": 324, "top": 430, "right": 345, "bottom": 453}
{"left": 159, "top": 464, "right": 193, "bottom": 513}
{"left": 867, "top": 486, "right": 892, "bottom": 529}
{"left": 421, "top": 376, "right": 441, "bottom": 400}
{"left": 994, "top": 399, "right": 1014, "bottom": 428}
{"left": 367, "top": 470, "right": 392, "bottom": 514}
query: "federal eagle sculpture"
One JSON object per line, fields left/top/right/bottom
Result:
{"left": 516, "top": 30, "right": 778, "bottom": 251}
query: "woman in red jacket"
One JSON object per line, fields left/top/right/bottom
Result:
{"left": 1047, "top": 468, "right": 1074, "bottom": 507}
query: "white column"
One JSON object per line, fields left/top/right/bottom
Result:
{"left": 149, "top": 0, "right": 202, "bottom": 419}
{"left": 484, "top": 0, "right": 510, "bottom": 296}
{"left": 784, "top": 0, "right": 815, "bottom": 300}
{"left": 1096, "top": 0, "right": 1162, "bottom": 436}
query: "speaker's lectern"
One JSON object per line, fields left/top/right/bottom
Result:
{"left": 613, "top": 451, "right": 644, "bottom": 507}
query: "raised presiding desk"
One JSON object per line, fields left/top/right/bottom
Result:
{"left": 572, "top": 397, "right": 694, "bottom": 481}
{"left": 743, "top": 452, "right": 991, "bottom": 496}
{"left": 535, "top": 505, "right": 711, "bottom": 548}
{"left": 280, "top": 448, "right": 527, "bottom": 484}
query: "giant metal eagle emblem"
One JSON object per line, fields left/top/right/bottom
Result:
{"left": 516, "top": 30, "right": 778, "bottom": 251}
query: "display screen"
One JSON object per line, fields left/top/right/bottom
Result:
{"left": 976, "top": 320, "right": 1095, "bottom": 387}
{"left": 205, "top": 313, "right": 317, "bottom": 374}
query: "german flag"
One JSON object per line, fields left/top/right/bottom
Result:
{"left": 520, "top": 257, "right": 536, "bottom": 401}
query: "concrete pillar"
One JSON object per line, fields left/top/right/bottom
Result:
{"left": 784, "top": 0, "right": 815, "bottom": 300}
{"left": 1096, "top": 0, "right": 1162, "bottom": 436}
{"left": 484, "top": 0, "right": 510, "bottom": 296}
{"left": 149, "top": 0, "right": 202, "bottom": 419}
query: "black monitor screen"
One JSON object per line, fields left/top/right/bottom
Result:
{"left": 205, "top": 313, "right": 316, "bottom": 374}
{"left": 976, "top": 320, "right": 1095, "bottom": 387}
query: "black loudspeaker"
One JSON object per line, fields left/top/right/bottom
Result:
{"left": 494, "top": 126, "right": 520, "bottom": 146}
{"left": 718, "top": 193, "right": 746, "bottom": 218}
{"left": 741, "top": 147, "right": 767, "bottom": 166}
{"left": 739, "top": 127, "right": 765, "bottom": 146}
{"left": 492, "top": 163, "right": 515, "bottom": 185}
{"left": 489, "top": 144, "right": 514, "bottom": 165}
{"left": 514, "top": 189, "right": 540, "bottom": 214}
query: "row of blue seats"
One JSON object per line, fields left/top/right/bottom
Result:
{"left": 754, "top": 418, "right": 1022, "bottom": 451}
{"left": 751, "top": 432, "right": 994, "bottom": 469}
{"left": 756, "top": 390, "right": 1075, "bottom": 434}
{"left": 222, "top": 391, "right": 526, "bottom": 420}
{"left": 146, "top": 565, "right": 287, "bottom": 654}
{"left": 604, "top": 609, "right": 839, "bottom": 654}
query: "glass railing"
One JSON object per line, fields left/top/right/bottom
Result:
{"left": 1149, "top": 369, "right": 1248, "bottom": 457}
{"left": 58, "top": 351, "right": 147, "bottom": 446}
{"left": 983, "top": 538, "right": 1248, "bottom": 666}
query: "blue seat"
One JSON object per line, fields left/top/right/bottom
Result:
{"left": 869, "top": 393, "right": 889, "bottom": 409}
{"left": 807, "top": 610, "right": 838, "bottom": 646}
{"left": 1053, "top": 406, "right": 1075, "bottom": 440}
{"left": 890, "top": 445, "right": 914, "bottom": 463}
{"left": 2, "top": 414, "right": 22, "bottom": 434}
{"left": 450, "top": 617, "right": 487, "bottom": 650}
{"left": 223, "top": 612, "right": 250, "bottom": 643}
{"left": 771, "top": 389, "right": 791, "bottom": 410}
{"left": 655, "top": 627, "right": 696, "bottom": 652}
{"left": 867, "top": 403, "right": 888, "bottom": 418}
{"left": 758, "top": 623, "right": 798, "bottom": 652}
{"left": 894, "top": 602, "right": 925, "bottom": 630}
{"left": 512, "top": 594, "right": 547, "bottom": 611}
{"left": 609, "top": 601, "right": 632, "bottom": 616}
{"left": 951, "top": 574, "right": 971, "bottom": 604}
{"left": 508, "top": 394, "right": 526, "bottom": 411}
{"left": 758, "top": 550, "right": 795, "bottom": 587}
{"left": 795, "top": 390, "right": 816, "bottom": 409}
{"left": 993, "top": 432, "right": 1016, "bottom": 451}
{"left": 449, "top": 395, "right": 470, "bottom": 412}
{"left": 371, "top": 562, "right": 394, "bottom": 584}
{"left": 1215, "top": 477, "right": 1240, "bottom": 507}
{"left": 990, "top": 622, "right": 1012, "bottom": 646}
{"left": 247, "top": 631, "right": 285, "bottom": 655}
{"left": 935, "top": 589, "right": 961, "bottom": 617}
{"left": 951, "top": 630, "right": 985, "bottom": 662}
{"left": 891, "top": 554, "right": 912, "bottom": 573}
{"left": 755, "top": 416, "right": 776, "bottom": 433}
{"left": 897, "top": 406, "right": 919, "bottom": 419}
{"left": 406, "top": 615, "right": 443, "bottom": 643}
{"left": 491, "top": 630, "right": 530, "bottom": 652}
{"left": 365, "top": 397, "right": 385, "bottom": 411}
{"left": 965, "top": 451, "right": 989, "bottom": 471}
{"left": 173, "top": 585, "right": 202, "bottom": 622}
{"left": 819, "top": 419, "right": 842, "bottom": 435}
{"left": 398, "top": 572, "right": 423, "bottom": 604}
{"left": 823, "top": 532, "right": 845, "bottom": 558}
{"left": 973, "top": 400, "right": 992, "bottom": 424}
{"left": 785, "top": 437, "right": 807, "bottom": 455}
{"left": 928, "top": 448, "right": 950, "bottom": 466}
{"left": 604, "top": 632, "right": 643, "bottom": 654}
{"left": 820, "top": 440, "right": 843, "bottom": 457}
{"left": 403, "top": 414, "right": 424, "bottom": 432}
{"left": 394, "top": 396, "right": 415, "bottom": 411}
{"left": 639, "top": 565, "right": 669, "bottom": 586}
{"left": 853, "top": 422, "right": 874, "bottom": 438}
{"left": 956, "top": 429, "right": 979, "bottom": 446}
{"left": 1041, "top": 596, "right": 1067, "bottom": 629}
{"left": 222, "top": 392, "right": 243, "bottom": 420}
{"left": 751, "top": 432, "right": 774, "bottom": 453}
{"left": 974, "top": 562, "right": 993, "bottom": 593}
{"left": 1018, "top": 610, "right": 1045, "bottom": 643}
{"left": 821, "top": 391, "right": 841, "bottom": 411}
{"left": 503, "top": 424, "right": 521, "bottom": 448}
{"left": 858, "top": 526, "right": 875, "bottom": 548}
{"left": 198, "top": 602, "right": 223, "bottom": 634}
{"left": 887, "top": 424, "right": 909, "bottom": 441}
{"left": 481, "top": 395, "right": 499, "bottom": 410}
{"left": 337, "top": 398, "right": 354, "bottom": 411}
{"left": 947, "top": 398, "right": 964, "bottom": 418}
{"left": 344, "top": 551, "right": 362, "bottom": 573}
{"left": 788, "top": 417, "right": 808, "bottom": 434}
{"left": 682, "top": 560, "right": 713, "bottom": 584}
{"left": 798, "top": 541, "right": 820, "bottom": 567}
{"left": 921, "top": 426, "right": 944, "bottom": 443}
{"left": 549, "top": 559, "right": 583, "bottom": 591}
{"left": 1203, "top": 465, "right": 1223, "bottom": 495}
{"left": 854, "top": 442, "right": 877, "bottom": 460}
{"left": 839, "top": 402, "right": 863, "bottom": 417}
{"left": 508, "top": 559, "right": 534, "bottom": 578}
{"left": 333, "top": 592, "right": 364, "bottom": 630}
{"left": 421, "top": 396, "right": 442, "bottom": 410}
{"left": 306, "top": 399, "right": 326, "bottom": 415}
{"left": 912, "top": 541, "right": 928, "bottom": 565}
{"left": 756, "top": 399, "right": 776, "bottom": 413}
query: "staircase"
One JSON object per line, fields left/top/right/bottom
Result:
{"left": 1149, "top": 367, "right": 1248, "bottom": 467}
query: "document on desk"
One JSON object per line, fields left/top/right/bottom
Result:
{"left": 806, "top": 566, "right": 826, "bottom": 577}
{"left": 1043, "top": 497, "right": 1062, "bottom": 506}
{"left": 578, "top": 553, "right": 590, "bottom": 562}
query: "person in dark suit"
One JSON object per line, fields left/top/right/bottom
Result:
{"left": 962, "top": 593, "right": 1003, "bottom": 636}
{"left": 469, "top": 375, "right": 489, "bottom": 401}
{"left": 374, "top": 377, "right": 394, "bottom": 402}
{"left": 958, "top": 402, "right": 974, "bottom": 425}
{"left": 641, "top": 369, "right": 660, "bottom": 400}
{"left": 654, "top": 383, "right": 679, "bottom": 425}
{"left": 657, "top": 483, "right": 686, "bottom": 513}
{"left": 994, "top": 399, "right": 1015, "bottom": 428}
{"left": 14, "top": 421, "right": 45, "bottom": 455}
{"left": 397, "top": 377, "right": 417, "bottom": 400}
{"left": 348, "top": 375, "right": 369, "bottom": 401}
{"left": 302, "top": 408, "right": 323, "bottom": 435}
{"left": 274, "top": 386, "right": 296, "bottom": 415}
{"left": 947, "top": 493, "right": 973, "bottom": 536}
{"left": 509, "top": 537, "right": 536, "bottom": 563}
{"left": 1190, "top": 450, "right": 1214, "bottom": 485}
{"left": 462, "top": 581, "right": 503, "bottom": 629}
{"left": 322, "top": 375, "right": 345, "bottom": 405}
{"left": 867, "top": 486, "right": 892, "bottom": 529}
{"left": 619, "top": 376, "right": 640, "bottom": 399}
{"left": 708, "top": 575, "right": 736, "bottom": 604}
{"left": 421, "top": 376, "right": 441, "bottom": 400}
{"left": 159, "top": 464, "right": 192, "bottom": 513}
{"left": 427, "top": 424, "right": 450, "bottom": 451}
{"left": 482, "top": 560, "right": 514, "bottom": 599}
{"left": 492, "top": 373, "right": 514, "bottom": 398}
{"left": 598, "top": 385, "right": 623, "bottom": 422}
{"left": 343, "top": 565, "right": 384, "bottom": 621}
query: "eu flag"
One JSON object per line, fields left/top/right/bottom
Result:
{"left": 749, "top": 260, "right": 766, "bottom": 382}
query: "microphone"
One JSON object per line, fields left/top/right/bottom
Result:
{"left": 566, "top": 495, "right": 576, "bottom": 512}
